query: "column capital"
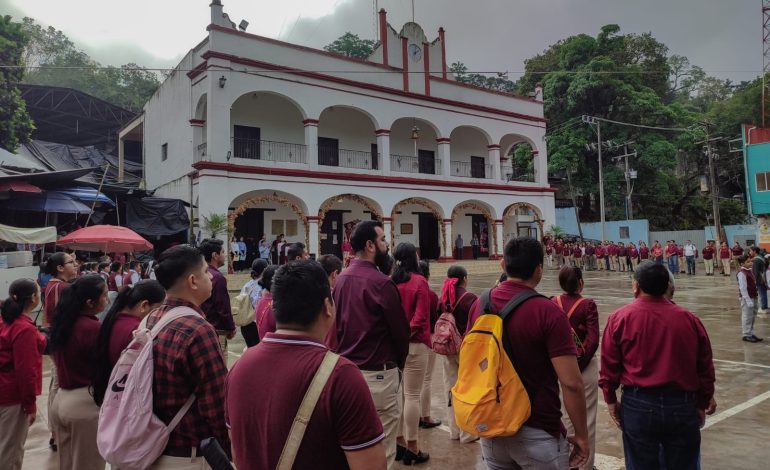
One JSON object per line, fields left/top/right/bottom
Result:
{"left": 375, "top": 128, "right": 391, "bottom": 136}
{"left": 436, "top": 137, "right": 451, "bottom": 144}
{"left": 189, "top": 119, "right": 206, "bottom": 127}
{"left": 303, "top": 118, "right": 320, "bottom": 127}
{"left": 442, "top": 218, "right": 453, "bottom": 223}
{"left": 487, "top": 144, "right": 501, "bottom": 150}
{"left": 306, "top": 215, "right": 320, "bottom": 222}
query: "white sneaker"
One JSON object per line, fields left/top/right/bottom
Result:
{"left": 759, "top": 309, "right": 768, "bottom": 314}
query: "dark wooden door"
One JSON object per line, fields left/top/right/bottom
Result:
{"left": 470, "top": 156, "right": 485, "bottom": 178}
{"left": 471, "top": 214, "right": 490, "bottom": 256}
{"left": 418, "top": 213, "right": 440, "bottom": 260}
{"left": 234, "top": 125, "right": 260, "bottom": 159}
{"left": 418, "top": 150, "right": 436, "bottom": 175}
{"left": 371, "top": 143, "right": 379, "bottom": 170}
{"left": 234, "top": 208, "right": 264, "bottom": 266}
{"left": 318, "top": 137, "right": 339, "bottom": 166}
{"left": 320, "top": 210, "right": 343, "bottom": 258}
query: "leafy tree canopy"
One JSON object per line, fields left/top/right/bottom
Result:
{"left": 0, "top": 15, "right": 34, "bottom": 151}
{"left": 323, "top": 32, "right": 377, "bottom": 60}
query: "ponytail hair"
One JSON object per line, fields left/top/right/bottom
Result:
{"left": 49, "top": 275, "right": 106, "bottom": 353}
{"left": 440, "top": 265, "right": 468, "bottom": 308}
{"left": 0, "top": 278, "right": 38, "bottom": 324}
{"left": 92, "top": 280, "right": 165, "bottom": 406}
{"left": 391, "top": 243, "right": 420, "bottom": 285}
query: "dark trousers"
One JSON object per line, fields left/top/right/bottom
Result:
{"left": 686, "top": 256, "right": 696, "bottom": 274}
{"left": 760, "top": 284, "right": 768, "bottom": 310}
{"left": 472, "top": 245, "right": 479, "bottom": 259}
{"left": 240, "top": 322, "right": 260, "bottom": 348}
{"left": 621, "top": 387, "right": 701, "bottom": 470}
{"left": 455, "top": 248, "right": 463, "bottom": 260}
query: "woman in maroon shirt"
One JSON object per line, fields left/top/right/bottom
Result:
{"left": 552, "top": 266, "right": 600, "bottom": 470}
{"left": 392, "top": 243, "right": 431, "bottom": 465}
{"left": 255, "top": 266, "right": 278, "bottom": 340}
{"left": 418, "top": 260, "right": 441, "bottom": 430}
{"left": 91, "top": 280, "right": 166, "bottom": 406}
{"left": 0, "top": 279, "right": 46, "bottom": 470}
{"left": 438, "top": 265, "right": 478, "bottom": 444}
{"left": 49, "top": 275, "right": 109, "bottom": 470}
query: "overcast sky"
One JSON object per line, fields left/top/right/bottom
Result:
{"left": 5, "top": 0, "right": 763, "bottom": 83}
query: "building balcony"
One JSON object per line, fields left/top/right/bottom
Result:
{"left": 232, "top": 138, "right": 307, "bottom": 164}
{"left": 320, "top": 148, "right": 379, "bottom": 170}
{"left": 390, "top": 154, "right": 442, "bottom": 176}
{"left": 501, "top": 163, "right": 535, "bottom": 182}
{"left": 450, "top": 160, "right": 493, "bottom": 179}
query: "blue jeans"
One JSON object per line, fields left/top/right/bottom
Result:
{"left": 621, "top": 388, "right": 701, "bottom": 470}
{"left": 685, "top": 256, "right": 695, "bottom": 274}
{"left": 480, "top": 426, "right": 569, "bottom": 470}
{"left": 759, "top": 283, "right": 768, "bottom": 310}
{"left": 668, "top": 255, "right": 679, "bottom": 273}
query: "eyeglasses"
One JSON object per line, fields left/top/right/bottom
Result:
{"left": 64, "top": 260, "right": 76, "bottom": 265}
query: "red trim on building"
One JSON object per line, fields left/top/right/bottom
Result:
{"left": 401, "top": 37, "right": 409, "bottom": 92}
{"left": 187, "top": 61, "right": 207, "bottom": 79}
{"left": 379, "top": 9, "right": 389, "bottom": 67}
{"left": 494, "top": 219, "right": 504, "bottom": 224}
{"left": 437, "top": 256, "right": 454, "bottom": 263}
{"left": 306, "top": 216, "right": 320, "bottom": 221}
{"left": 436, "top": 137, "right": 451, "bottom": 144}
{"left": 193, "top": 161, "right": 557, "bottom": 193}
{"left": 438, "top": 28, "right": 447, "bottom": 79}
{"left": 487, "top": 144, "right": 501, "bottom": 150}
{"left": 375, "top": 128, "right": 391, "bottom": 135}
{"left": 383, "top": 217, "right": 393, "bottom": 222}
{"left": 442, "top": 219, "right": 452, "bottom": 223}
{"left": 207, "top": 24, "right": 402, "bottom": 72}
{"left": 302, "top": 118, "right": 319, "bottom": 126}
{"left": 189, "top": 119, "right": 206, "bottom": 126}
{"left": 423, "top": 42, "right": 430, "bottom": 96}
{"left": 198, "top": 51, "right": 548, "bottom": 124}
{"left": 430, "top": 75, "right": 543, "bottom": 105}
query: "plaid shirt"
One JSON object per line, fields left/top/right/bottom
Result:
{"left": 147, "top": 297, "right": 231, "bottom": 455}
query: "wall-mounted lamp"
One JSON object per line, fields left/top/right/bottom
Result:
{"left": 219, "top": 75, "right": 227, "bottom": 88}
{"left": 226, "top": 150, "right": 231, "bottom": 161}
{"left": 411, "top": 126, "right": 420, "bottom": 140}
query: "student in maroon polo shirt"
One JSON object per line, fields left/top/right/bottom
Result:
{"left": 594, "top": 243, "right": 605, "bottom": 271}
{"left": 702, "top": 241, "right": 716, "bottom": 276}
{"left": 331, "top": 220, "right": 409, "bottom": 467}
{"left": 719, "top": 241, "right": 732, "bottom": 276}
{"left": 199, "top": 239, "right": 236, "bottom": 349}
{"left": 226, "top": 261, "right": 386, "bottom": 470}
{"left": 254, "top": 266, "right": 278, "bottom": 340}
{"left": 467, "top": 237, "right": 589, "bottom": 469}
{"left": 600, "top": 261, "right": 716, "bottom": 469}
{"left": 736, "top": 255, "right": 762, "bottom": 343}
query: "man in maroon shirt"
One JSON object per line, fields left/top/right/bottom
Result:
{"left": 150, "top": 245, "right": 230, "bottom": 467}
{"left": 199, "top": 239, "right": 236, "bottom": 348}
{"left": 600, "top": 261, "right": 716, "bottom": 469}
{"left": 226, "top": 261, "right": 386, "bottom": 470}
{"left": 467, "top": 237, "right": 588, "bottom": 470}
{"left": 702, "top": 240, "right": 716, "bottom": 276}
{"left": 332, "top": 220, "right": 409, "bottom": 467}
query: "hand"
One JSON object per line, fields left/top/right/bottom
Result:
{"left": 226, "top": 329, "right": 236, "bottom": 340}
{"left": 699, "top": 398, "right": 717, "bottom": 428}
{"left": 607, "top": 402, "right": 622, "bottom": 429}
{"left": 27, "top": 413, "right": 36, "bottom": 426}
{"left": 566, "top": 434, "right": 589, "bottom": 468}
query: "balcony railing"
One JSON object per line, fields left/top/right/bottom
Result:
{"left": 390, "top": 154, "right": 442, "bottom": 175}
{"left": 319, "top": 148, "right": 379, "bottom": 170}
{"left": 450, "top": 160, "right": 493, "bottom": 179}
{"left": 232, "top": 138, "right": 307, "bottom": 164}
{"left": 502, "top": 164, "right": 535, "bottom": 182}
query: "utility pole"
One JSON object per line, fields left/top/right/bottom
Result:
{"left": 565, "top": 167, "right": 585, "bottom": 241}
{"left": 703, "top": 122, "right": 723, "bottom": 243}
{"left": 613, "top": 145, "right": 638, "bottom": 220}
{"left": 582, "top": 116, "right": 607, "bottom": 241}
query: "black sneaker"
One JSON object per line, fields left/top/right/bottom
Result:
{"left": 396, "top": 445, "right": 406, "bottom": 461}
{"left": 751, "top": 335, "right": 764, "bottom": 342}
{"left": 403, "top": 449, "right": 430, "bottom": 465}
{"left": 743, "top": 336, "right": 760, "bottom": 343}
{"left": 419, "top": 418, "right": 442, "bottom": 429}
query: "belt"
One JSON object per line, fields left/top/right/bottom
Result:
{"left": 359, "top": 361, "right": 398, "bottom": 371}
{"left": 622, "top": 385, "right": 696, "bottom": 398}
{"left": 164, "top": 446, "right": 200, "bottom": 458}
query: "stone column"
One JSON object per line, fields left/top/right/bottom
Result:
{"left": 304, "top": 119, "right": 319, "bottom": 170}
{"left": 493, "top": 219, "right": 505, "bottom": 259}
{"left": 206, "top": 61, "right": 231, "bottom": 162}
{"left": 535, "top": 146, "right": 548, "bottom": 185}
{"left": 307, "top": 216, "right": 320, "bottom": 257}
{"left": 376, "top": 129, "right": 391, "bottom": 175}
{"left": 383, "top": 217, "right": 394, "bottom": 249}
{"left": 441, "top": 219, "right": 454, "bottom": 261}
{"left": 488, "top": 144, "right": 502, "bottom": 181}
{"left": 437, "top": 138, "right": 451, "bottom": 178}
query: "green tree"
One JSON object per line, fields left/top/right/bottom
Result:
{"left": 449, "top": 61, "right": 516, "bottom": 93}
{"left": 324, "top": 32, "right": 376, "bottom": 59}
{"left": 0, "top": 15, "right": 34, "bottom": 151}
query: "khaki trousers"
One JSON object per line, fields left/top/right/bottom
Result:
{"left": 597, "top": 257, "right": 604, "bottom": 270}
{"left": 560, "top": 356, "right": 598, "bottom": 470}
{"left": 50, "top": 387, "right": 105, "bottom": 470}
{"left": 48, "top": 365, "right": 59, "bottom": 441}
{"left": 441, "top": 355, "right": 476, "bottom": 443}
{"left": 420, "top": 349, "right": 437, "bottom": 417}
{"left": 361, "top": 367, "right": 401, "bottom": 469}
{"left": 722, "top": 258, "right": 731, "bottom": 275}
{"left": 149, "top": 453, "right": 212, "bottom": 469}
{"left": 704, "top": 258, "right": 714, "bottom": 275}
{"left": 610, "top": 255, "right": 619, "bottom": 271}
{"left": 399, "top": 342, "right": 429, "bottom": 442}
{"left": 0, "top": 404, "right": 29, "bottom": 470}
{"left": 630, "top": 257, "right": 639, "bottom": 271}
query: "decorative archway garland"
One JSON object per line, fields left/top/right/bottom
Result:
{"left": 228, "top": 194, "right": 309, "bottom": 247}
{"left": 451, "top": 202, "right": 498, "bottom": 257}
{"left": 316, "top": 194, "right": 384, "bottom": 256}
{"left": 390, "top": 198, "right": 447, "bottom": 254}
{"left": 503, "top": 202, "right": 545, "bottom": 242}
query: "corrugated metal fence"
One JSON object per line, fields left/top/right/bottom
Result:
{"left": 649, "top": 230, "right": 707, "bottom": 249}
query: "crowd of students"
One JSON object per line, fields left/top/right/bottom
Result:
{"left": 0, "top": 220, "right": 718, "bottom": 470}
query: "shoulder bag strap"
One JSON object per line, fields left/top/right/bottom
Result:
{"left": 276, "top": 351, "right": 340, "bottom": 470}
{"left": 167, "top": 394, "right": 196, "bottom": 433}
{"left": 565, "top": 297, "right": 586, "bottom": 318}
{"left": 554, "top": 295, "right": 563, "bottom": 310}
{"left": 450, "top": 291, "right": 473, "bottom": 313}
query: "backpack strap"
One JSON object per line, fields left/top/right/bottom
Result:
{"left": 140, "top": 306, "right": 199, "bottom": 336}
{"left": 480, "top": 288, "right": 493, "bottom": 314}
{"left": 276, "top": 350, "right": 340, "bottom": 470}
{"left": 449, "top": 291, "right": 473, "bottom": 313}
{"left": 167, "top": 394, "right": 196, "bottom": 433}
{"left": 554, "top": 295, "right": 563, "bottom": 310}
{"left": 496, "top": 290, "right": 545, "bottom": 363}
{"left": 565, "top": 297, "right": 586, "bottom": 318}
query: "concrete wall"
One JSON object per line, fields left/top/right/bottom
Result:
{"left": 555, "top": 208, "right": 649, "bottom": 243}
{"left": 231, "top": 92, "right": 305, "bottom": 145}
{"left": 704, "top": 225, "right": 756, "bottom": 246}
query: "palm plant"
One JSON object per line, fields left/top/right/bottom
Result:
{"left": 203, "top": 213, "right": 228, "bottom": 239}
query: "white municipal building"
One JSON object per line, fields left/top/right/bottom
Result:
{"left": 120, "top": 0, "right": 554, "bottom": 261}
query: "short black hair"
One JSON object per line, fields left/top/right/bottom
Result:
{"left": 98, "top": 262, "right": 110, "bottom": 272}
{"left": 503, "top": 237, "right": 544, "bottom": 280}
{"left": 199, "top": 238, "right": 224, "bottom": 263}
{"left": 318, "top": 254, "right": 343, "bottom": 275}
{"left": 286, "top": 242, "right": 306, "bottom": 260}
{"left": 154, "top": 245, "right": 206, "bottom": 290}
{"left": 419, "top": 260, "right": 430, "bottom": 280}
{"left": 110, "top": 261, "right": 122, "bottom": 272}
{"left": 558, "top": 266, "right": 582, "bottom": 295}
{"left": 736, "top": 254, "right": 750, "bottom": 264}
{"left": 350, "top": 220, "right": 383, "bottom": 253}
{"left": 250, "top": 258, "right": 269, "bottom": 279}
{"left": 749, "top": 245, "right": 760, "bottom": 256}
{"left": 258, "top": 265, "right": 278, "bottom": 291}
{"left": 633, "top": 261, "right": 670, "bottom": 297}
{"left": 272, "top": 260, "right": 331, "bottom": 327}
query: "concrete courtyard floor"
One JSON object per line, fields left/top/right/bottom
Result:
{"left": 22, "top": 261, "right": 770, "bottom": 469}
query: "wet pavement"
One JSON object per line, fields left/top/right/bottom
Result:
{"left": 23, "top": 261, "right": 770, "bottom": 469}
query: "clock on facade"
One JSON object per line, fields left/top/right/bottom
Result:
{"left": 408, "top": 43, "right": 422, "bottom": 62}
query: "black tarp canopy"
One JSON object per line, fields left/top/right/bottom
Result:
{"left": 125, "top": 197, "right": 189, "bottom": 236}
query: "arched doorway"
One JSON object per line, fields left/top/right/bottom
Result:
{"left": 317, "top": 194, "right": 383, "bottom": 258}
{"left": 228, "top": 191, "right": 308, "bottom": 267}
{"left": 391, "top": 197, "right": 444, "bottom": 260}
{"left": 503, "top": 203, "right": 544, "bottom": 242}
{"left": 451, "top": 200, "right": 497, "bottom": 258}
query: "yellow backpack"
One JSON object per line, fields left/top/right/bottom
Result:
{"left": 451, "top": 288, "right": 539, "bottom": 438}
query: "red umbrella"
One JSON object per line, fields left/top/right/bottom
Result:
{"left": 57, "top": 225, "right": 153, "bottom": 253}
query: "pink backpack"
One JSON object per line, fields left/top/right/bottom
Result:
{"left": 97, "top": 307, "right": 198, "bottom": 470}
{"left": 431, "top": 292, "right": 471, "bottom": 355}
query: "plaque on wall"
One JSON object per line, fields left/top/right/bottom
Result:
{"left": 401, "top": 223, "right": 413, "bottom": 234}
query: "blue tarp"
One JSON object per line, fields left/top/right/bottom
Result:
{"left": 57, "top": 186, "right": 115, "bottom": 207}
{"left": 0, "top": 191, "right": 92, "bottom": 214}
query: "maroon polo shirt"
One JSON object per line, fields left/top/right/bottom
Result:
{"left": 702, "top": 246, "right": 715, "bottom": 260}
{"left": 395, "top": 274, "right": 433, "bottom": 347}
{"left": 553, "top": 294, "right": 600, "bottom": 371}
{"left": 719, "top": 246, "right": 731, "bottom": 259}
{"left": 332, "top": 259, "right": 410, "bottom": 369}
{"left": 225, "top": 333, "right": 385, "bottom": 470}
{"left": 640, "top": 247, "right": 650, "bottom": 259}
{"left": 732, "top": 245, "right": 744, "bottom": 257}
{"left": 618, "top": 247, "right": 628, "bottom": 257}
{"left": 108, "top": 313, "right": 141, "bottom": 367}
{"left": 200, "top": 265, "right": 236, "bottom": 332}
{"left": 599, "top": 296, "right": 715, "bottom": 409}
{"left": 53, "top": 314, "right": 101, "bottom": 390}
{"left": 0, "top": 316, "right": 46, "bottom": 414}
{"left": 467, "top": 281, "right": 576, "bottom": 438}
{"left": 43, "top": 278, "right": 67, "bottom": 326}
{"left": 255, "top": 291, "right": 275, "bottom": 340}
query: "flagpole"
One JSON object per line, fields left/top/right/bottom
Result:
{"left": 86, "top": 164, "right": 109, "bottom": 227}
